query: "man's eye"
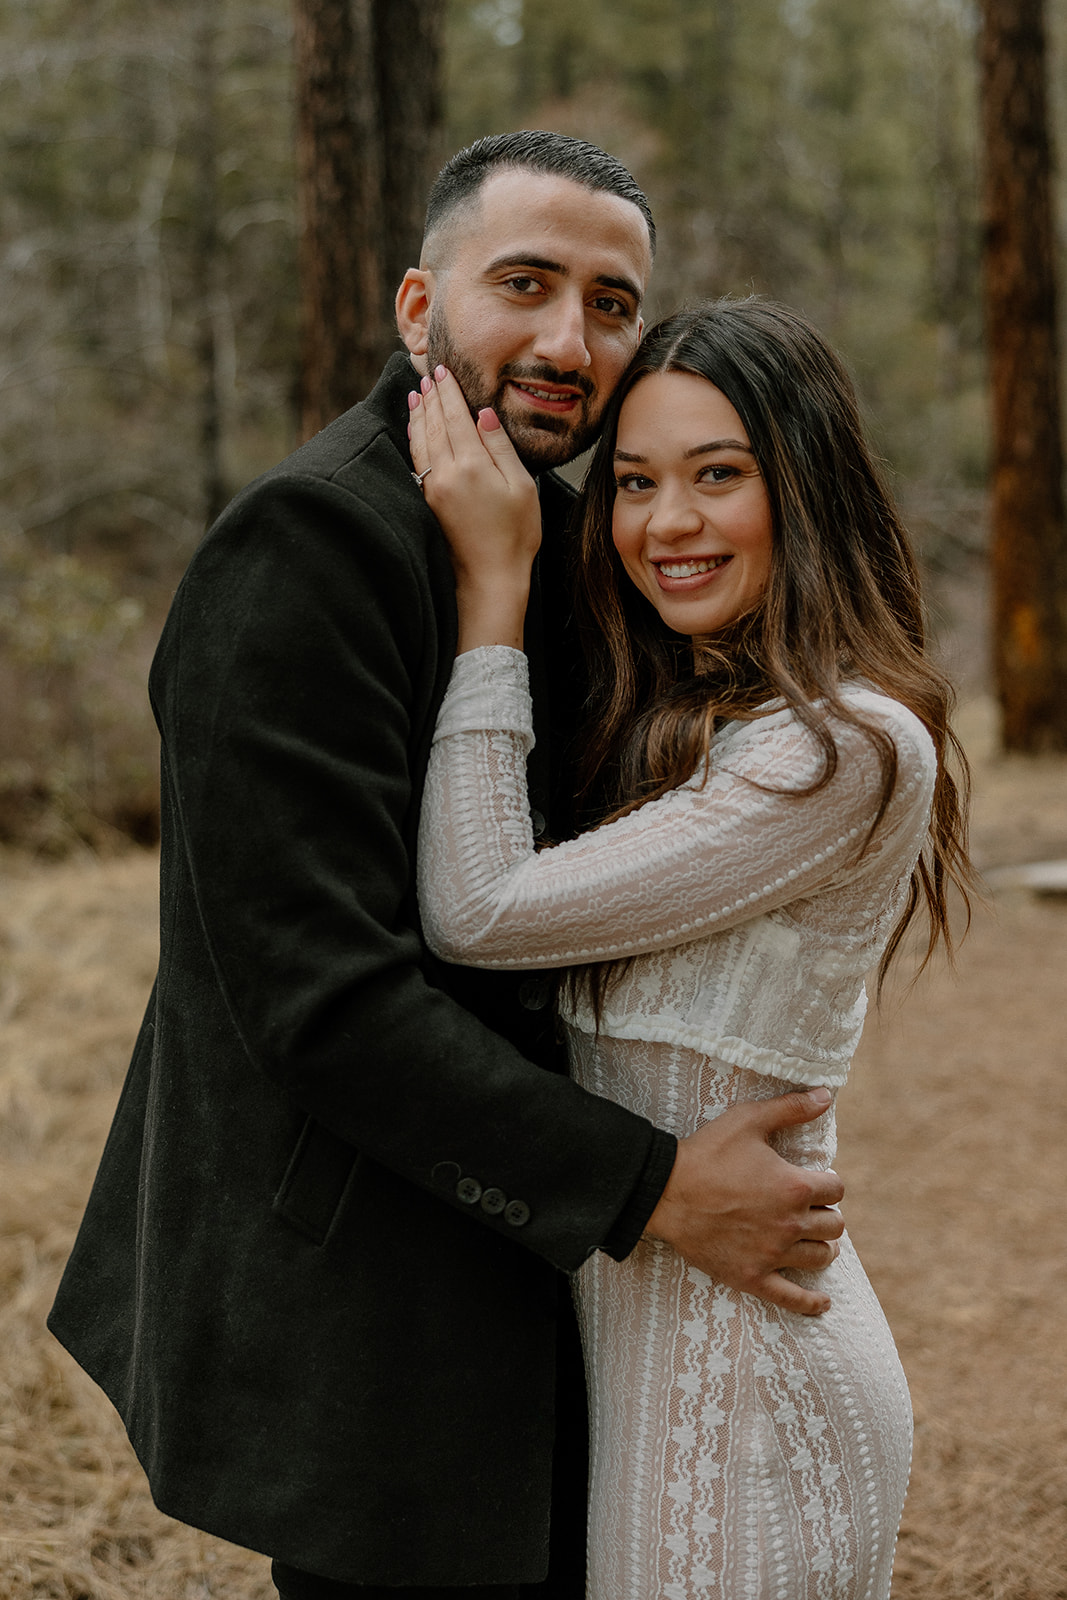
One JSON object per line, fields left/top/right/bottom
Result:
{"left": 504, "top": 276, "right": 540, "bottom": 294}
{"left": 592, "top": 295, "right": 628, "bottom": 317}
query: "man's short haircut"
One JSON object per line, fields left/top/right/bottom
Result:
{"left": 424, "top": 129, "right": 656, "bottom": 257}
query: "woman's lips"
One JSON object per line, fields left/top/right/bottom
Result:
{"left": 652, "top": 554, "right": 733, "bottom": 588}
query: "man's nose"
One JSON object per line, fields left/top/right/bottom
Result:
{"left": 531, "top": 295, "right": 592, "bottom": 371}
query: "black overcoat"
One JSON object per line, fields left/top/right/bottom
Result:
{"left": 48, "top": 354, "right": 667, "bottom": 1586}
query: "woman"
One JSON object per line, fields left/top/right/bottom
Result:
{"left": 409, "top": 299, "right": 972, "bottom": 1599}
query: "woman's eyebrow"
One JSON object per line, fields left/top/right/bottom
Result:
{"left": 683, "top": 439, "right": 754, "bottom": 457}
{"left": 613, "top": 440, "right": 754, "bottom": 462}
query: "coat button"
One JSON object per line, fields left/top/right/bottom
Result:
{"left": 504, "top": 1200, "right": 530, "bottom": 1227}
{"left": 431, "top": 1161, "right": 461, "bottom": 1190}
{"left": 480, "top": 1187, "right": 506, "bottom": 1215}
{"left": 530, "top": 809, "right": 546, "bottom": 838}
{"left": 456, "top": 1177, "right": 482, "bottom": 1205}
{"left": 518, "top": 977, "right": 551, "bottom": 1011}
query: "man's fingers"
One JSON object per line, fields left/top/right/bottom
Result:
{"left": 802, "top": 1198, "right": 845, "bottom": 1238}
{"left": 808, "top": 1169, "right": 846, "bottom": 1210}
{"left": 756, "top": 1272, "right": 832, "bottom": 1318}
{"left": 782, "top": 1237, "right": 841, "bottom": 1273}
{"left": 754, "top": 1086, "right": 832, "bottom": 1133}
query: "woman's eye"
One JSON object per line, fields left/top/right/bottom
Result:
{"left": 700, "top": 464, "right": 737, "bottom": 484}
{"left": 614, "top": 474, "right": 654, "bottom": 493}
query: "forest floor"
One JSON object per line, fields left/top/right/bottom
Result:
{"left": 0, "top": 695, "right": 1065, "bottom": 1599}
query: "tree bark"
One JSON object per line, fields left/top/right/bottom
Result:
{"left": 294, "top": 0, "right": 445, "bottom": 438}
{"left": 373, "top": 0, "right": 446, "bottom": 303}
{"left": 979, "top": 0, "right": 1067, "bottom": 750}
{"left": 192, "top": 9, "right": 226, "bottom": 528}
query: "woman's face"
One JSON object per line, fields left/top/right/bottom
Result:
{"left": 610, "top": 370, "right": 773, "bottom": 641}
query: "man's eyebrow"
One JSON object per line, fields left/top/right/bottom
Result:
{"left": 614, "top": 439, "right": 754, "bottom": 462}
{"left": 484, "top": 254, "right": 642, "bottom": 305}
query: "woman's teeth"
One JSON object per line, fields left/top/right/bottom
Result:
{"left": 656, "top": 556, "right": 730, "bottom": 578}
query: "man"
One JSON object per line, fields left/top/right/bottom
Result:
{"left": 49, "top": 132, "right": 844, "bottom": 1599}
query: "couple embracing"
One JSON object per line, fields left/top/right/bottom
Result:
{"left": 50, "top": 131, "right": 970, "bottom": 1599}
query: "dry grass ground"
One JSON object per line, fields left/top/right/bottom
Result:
{"left": 0, "top": 697, "right": 1065, "bottom": 1599}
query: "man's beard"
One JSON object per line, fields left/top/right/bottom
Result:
{"left": 425, "top": 304, "right": 601, "bottom": 472}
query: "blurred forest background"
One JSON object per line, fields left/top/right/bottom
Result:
{"left": 3, "top": 7, "right": 1067, "bottom": 1599}
{"left": 0, "top": 0, "right": 1064, "bottom": 850}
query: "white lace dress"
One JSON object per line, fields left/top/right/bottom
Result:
{"left": 418, "top": 647, "right": 936, "bottom": 1600}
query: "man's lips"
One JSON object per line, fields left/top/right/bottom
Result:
{"left": 652, "top": 554, "right": 733, "bottom": 589}
{"left": 506, "top": 379, "right": 586, "bottom": 413}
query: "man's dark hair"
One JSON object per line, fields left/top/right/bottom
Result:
{"left": 424, "top": 130, "right": 656, "bottom": 256}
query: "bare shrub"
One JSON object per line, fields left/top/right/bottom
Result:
{"left": 0, "top": 534, "right": 161, "bottom": 854}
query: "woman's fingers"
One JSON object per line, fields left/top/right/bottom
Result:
{"left": 408, "top": 371, "right": 461, "bottom": 485}
{"left": 408, "top": 386, "right": 429, "bottom": 479}
{"left": 428, "top": 367, "right": 531, "bottom": 488}
{"left": 473, "top": 406, "right": 530, "bottom": 494}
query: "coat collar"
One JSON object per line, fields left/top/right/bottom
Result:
{"left": 361, "top": 350, "right": 424, "bottom": 466}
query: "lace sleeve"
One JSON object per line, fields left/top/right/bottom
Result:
{"left": 417, "top": 646, "right": 935, "bottom": 970}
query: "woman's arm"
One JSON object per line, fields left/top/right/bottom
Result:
{"left": 418, "top": 649, "right": 936, "bottom": 970}
{"left": 408, "top": 367, "right": 541, "bottom": 654}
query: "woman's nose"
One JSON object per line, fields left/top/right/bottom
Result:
{"left": 646, "top": 486, "right": 703, "bottom": 540}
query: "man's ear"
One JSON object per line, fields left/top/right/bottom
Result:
{"left": 396, "top": 269, "right": 435, "bottom": 375}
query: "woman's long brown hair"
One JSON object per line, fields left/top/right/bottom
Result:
{"left": 568, "top": 298, "right": 975, "bottom": 1019}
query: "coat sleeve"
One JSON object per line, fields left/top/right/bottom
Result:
{"left": 151, "top": 470, "right": 665, "bottom": 1273}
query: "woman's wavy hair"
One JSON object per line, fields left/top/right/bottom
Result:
{"left": 570, "top": 297, "right": 974, "bottom": 1011}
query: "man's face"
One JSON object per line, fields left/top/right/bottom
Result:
{"left": 416, "top": 170, "right": 653, "bottom": 471}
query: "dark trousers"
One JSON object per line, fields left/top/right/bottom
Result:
{"left": 272, "top": 1295, "right": 587, "bottom": 1600}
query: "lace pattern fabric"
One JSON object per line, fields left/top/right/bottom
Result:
{"left": 419, "top": 650, "right": 935, "bottom": 1088}
{"left": 571, "top": 1029, "right": 911, "bottom": 1600}
{"left": 418, "top": 647, "right": 931, "bottom": 1597}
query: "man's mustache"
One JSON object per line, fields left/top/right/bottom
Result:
{"left": 497, "top": 363, "right": 595, "bottom": 401}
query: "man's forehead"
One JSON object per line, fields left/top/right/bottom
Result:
{"left": 454, "top": 169, "right": 653, "bottom": 284}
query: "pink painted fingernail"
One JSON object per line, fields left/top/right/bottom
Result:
{"left": 408, "top": 390, "right": 420, "bottom": 410}
{"left": 420, "top": 375, "right": 433, "bottom": 395}
{"left": 434, "top": 364, "right": 448, "bottom": 382}
{"left": 477, "top": 407, "right": 501, "bottom": 431}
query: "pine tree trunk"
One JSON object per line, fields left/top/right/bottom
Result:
{"left": 294, "top": 0, "right": 444, "bottom": 439}
{"left": 373, "top": 0, "right": 446, "bottom": 303}
{"left": 192, "top": 10, "right": 226, "bottom": 528}
{"left": 979, "top": 0, "right": 1067, "bottom": 750}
